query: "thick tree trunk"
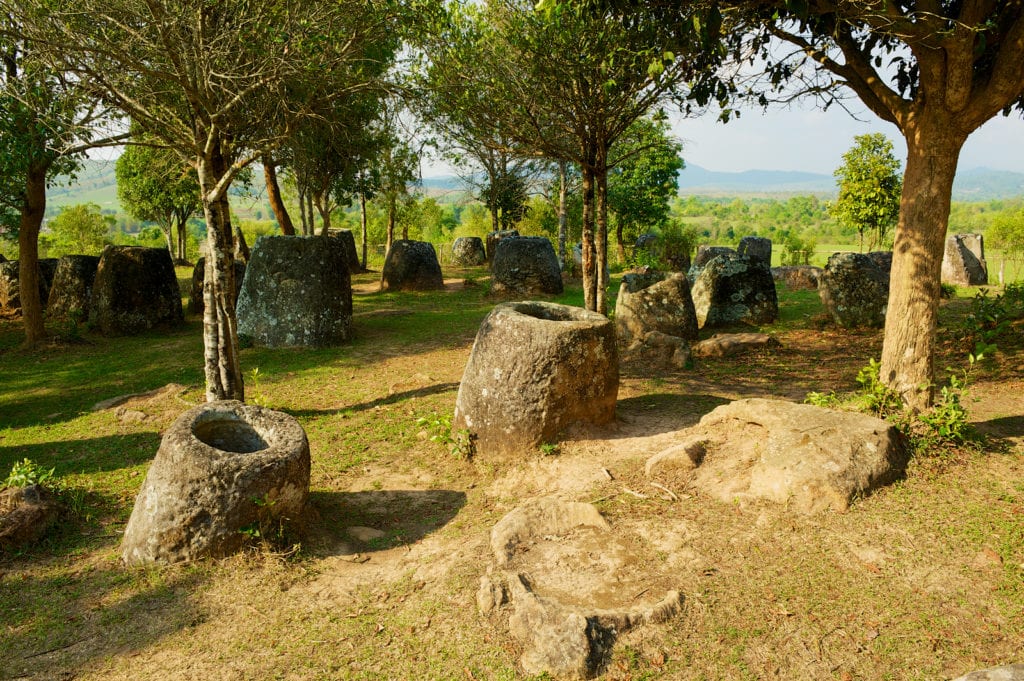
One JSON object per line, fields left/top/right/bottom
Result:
{"left": 263, "top": 155, "right": 295, "bottom": 236}
{"left": 360, "top": 191, "right": 368, "bottom": 270}
{"left": 580, "top": 165, "right": 596, "bottom": 312}
{"left": 18, "top": 162, "right": 48, "bottom": 347}
{"left": 594, "top": 151, "right": 610, "bottom": 316}
{"left": 197, "top": 146, "right": 244, "bottom": 402}
{"left": 557, "top": 160, "right": 568, "bottom": 269}
{"left": 879, "top": 118, "right": 966, "bottom": 411}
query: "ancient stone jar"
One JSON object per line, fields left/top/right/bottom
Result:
{"left": 818, "top": 252, "right": 891, "bottom": 328}
{"left": 89, "top": 246, "right": 183, "bottom": 334}
{"left": 738, "top": 236, "right": 772, "bottom": 267}
{"left": 189, "top": 257, "right": 246, "bottom": 315}
{"left": 47, "top": 255, "right": 100, "bottom": 320}
{"left": 121, "top": 400, "right": 310, "bottom": 565}
{"left": 380, "top": 240, "right": 445, "bottom": 291}
{"left": 454, "top": 301, "right": 618, "bottom": 455}
{"left": 615, "top": 272, "right": 698, "bottom": 343}
{"left": 491, "top": 236, "right": 564, "bottom": 296}
{"left": 0, "top": 258, "right": 58, "bottom": 314}
{"left": 329, "top": 229, "right": 363, "bottom": 273}
{"left": 691, "top": 253, "right": 778, "bottom": 328}
{"left": 236, "top": 235, "right": 352, "bottom": 347}
{"left": 942, "top": 233, "right": 988, "bottom": 286}
{"left": 451, "top": 237, "right": 486, "bottom": 266}
{"left": 486, "top": 229, "right": 519, "bottom": 262}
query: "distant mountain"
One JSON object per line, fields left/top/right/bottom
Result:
{"left": 678, "top": 164, "right": 834, "bottom": 194}
{"left": 678, "top": 163, "right": 1024, "bottom": 200}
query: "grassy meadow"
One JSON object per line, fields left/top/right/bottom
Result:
{"left": 1, "top": 265, "right": 1022, "bottom": 680}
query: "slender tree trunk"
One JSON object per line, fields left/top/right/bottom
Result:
{"left": 305, "top": 192, "right": 315, "bottom": 236}
{"left": 386, "top": 192, "right": 396, "bottom": 254}
{"left": 557, "top": 160, "right": 568, "bottom": 269}
{"left": 360, "top": 191, "right": 368, "bottom": 270}
{"left": 197, "top": 143, "right": 244, "bottom": 402}
{"left": 594, "top": 149, "right": 610, "bottom": 316}
{"left": 879, "top": 117, "right": 966, "bottom": 411}
{"left": 316, "top": 193, "right": 332, "bottom": 236}
{"left": 18, "top": 162, "right": 48, "bottom": 346}
{"left": 580, "top": 164, "right": 596, "bottom": 312}
{"left": 161, "top": 222, "right": 174, "bottom": 259}
{"left": 615, "top": 217, "right": 626, "bottom": 265}
{"left": 297, "top": 185, "right": 308, "bottom": 235}
{"left": 176, "top": 214, "right": 188, "bottom": 263}
{"left": 263, "top": 155, "right": 295, "bottom": 236}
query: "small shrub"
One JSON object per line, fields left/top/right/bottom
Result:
{"left": 416, "top": 412, "right": 475, "bottom": 459}
{"left": 4, "top": 458, "right": 55, "bottom": 489}
{"left": 939, "top": 282, "right": 957, "bottom": 299}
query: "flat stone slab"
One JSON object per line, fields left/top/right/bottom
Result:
{"left": 951, "top": 665, "right": 1024, "bottom": 681}
{"left": 646, "top": 399, "right": 909, "bottom": 514}
{"left": 691, "top": 332, "right": 781, "bottom": 358}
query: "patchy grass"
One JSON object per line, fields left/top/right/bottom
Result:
{"left": 1, "top": 269, "right": 1022, "bottom": 680}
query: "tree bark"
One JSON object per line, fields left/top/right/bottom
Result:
{"left": 594, "top": 147, "right": 610, "bottom": 316}
{"left": 557, "top": 160, "right": 568, "bottom": 269}
{"left": 305, "top": 192, "right": 315, "bottom": 236}
{"left": 580, "top": 164, "right": 596, "bottom": 312}
{"left": 18, "top": 162, "right": 48, "bottom": 347}
{"left": 262, "top": 155, "right": 295, "bottom": 236}
{"left": 175, "top": 214, "right": 188, "bottom": 263}
{"left": 879, "top": 116, "right": 966, "bottom": 411}
{"left": 360, "top": 191, "right": 368, "bottom": 270}
{"left": 615, "top": 218, "right": 626, "bottom": 265}
{"left": 197, "top": 142, "right": 244, "bottom": 402}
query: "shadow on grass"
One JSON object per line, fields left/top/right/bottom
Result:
{"left": 0, "top": 432, "right": 162, "bottom": 478}
{"left": 289, "top": 382, "right": 461, "bottom": 418}
{"left": 613, "top": 392, "right": 731, "bottom": 435}
{"left": 974, "top": 414, "right": 1024, "bottom": 439}
{"left": 0, "top": 554, "right": 207, "bottom": 680}
{"left": 304, "top": 489, "right": 466, "bottom": 558}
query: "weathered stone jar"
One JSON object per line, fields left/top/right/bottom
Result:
{"left": 121, "top": 401, "right": 310, "bottom": 565}
{"left": 454, "top": 301, "right": 618, "bottom": 456}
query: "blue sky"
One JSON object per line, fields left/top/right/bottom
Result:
{"left": 668, "top": 100, "right": 1024, "bottom": 175}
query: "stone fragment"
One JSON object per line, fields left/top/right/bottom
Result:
{"left": 615, "top": 272, "right": 698, "bottom": 343}
{"left": 691, "top": 332, "right": 781, "bottom": 358}
{"left": 381, "top": 240, "right": 444, "bottom": 291}
{"left": 951, "top": 665, "right": 1024, "bottom": 681}
{"left": 451, "top": 237, "right": 486, "bottom": 266}
{"left": 236, "top": 235, "right": 352, "bottom": 347}
{"left": 489, "top": 497, "right": 611, "bottom": 566}
{"left": 454, "top": 302, "right": 617, "bottom": 455}
{"left": 691, "top": 253, "right": 778, "bottom": 328}
{"left": 624, "top": 331, "right": 691, "bottom": 370}
{"left": 647, "top": 398, "right": 909, "bottom": 514}
{"left": 89, "top": 246, "right": 183, "bottom": 335}
{"left": 942, "top": 233, "right": 988, "bottom": 286}
{"left": 121, "top": 400, "right": 310, "bottom": 565}
{"left": 693, "top": 245, "right": 736, "bottom": 269}
{"left": 491, "top": 236, "right": 564, "bottom": 296}
{"left": 818, "top": 252, "right": 890, "bottom": 328}
{"left": 0, "top": 485, "right": 61, "bottom": 551}
{"left": 47, "top": 255, "right": 100, "bottom": 320}
{"left": 188, "top": 257, "right": 246, "bottom": 314}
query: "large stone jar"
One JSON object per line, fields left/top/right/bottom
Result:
{"left": 454, "top": 302, "right": 618, "bottom": 456}
{"left": 121, "top": 401, "right": 310, "bottom": 565}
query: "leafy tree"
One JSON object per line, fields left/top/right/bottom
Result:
{"left": 830, "top": 133, "right": 902, "bottom": 252}
{"left": 44, "top": 203, "right": 112, "bottom": 256}
{"left": 608, "top": 113, "right": 684, "bottom": 263}
{"left": 717, "top": 0, "right": 1024, "bottom": 408}
{"left": 115, "top": 138, "right": 201, "bottom": 264}
{"left": 987, "top": 207, "right": 1024, "bottom": 280}
{"left": 425, "top": 0, "right": 719, "bottom": 314}
{"left": 16, "top": 0, "right": 399, "bottom": 400}
{"left": 0, "top": 17, "right": 122, "bottom": 345}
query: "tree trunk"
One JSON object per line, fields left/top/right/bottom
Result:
{"left": 594, "top": 149, "right": 610, "bottom": 316}
{"left": 360, "top": 191, "right": 368, "bottom": 270}
{"left": 557, "top": 160, "right": 568, "bottom": 269}
{"left": 175, "top": 214, "right": 188, "bottom": 263}
{"left": 580, "top": 164, "right": 596, "bottom": 312}
{"left": 386, "top": 192, "right": 396, "bottom": 254}
{"left": 879, "top": 117, "right": 966, "bottom": 411}
{"left": 197, "top": 144, "right": 244, "bottom": 402}
{"left": 263, "top": 155, "right": 295, "bottom": 236}
{"left": 161, "top": 222, "right": 174, "bottom": 259}
{"left": 18, "top": 162, "right": 48, "bottom": 347}
{"left": 305, "top": 193, "right": 315, "bottom": 236}
{"left": 615, "top": 218, "right": 626, "bottom": 265}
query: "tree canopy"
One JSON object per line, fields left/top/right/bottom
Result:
{"left": 830, "top": 133, "right": 902, "bottom": 252}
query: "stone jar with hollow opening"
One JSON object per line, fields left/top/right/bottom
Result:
{"left": 454, "top": 301, "right": 618, "bottom": 456}
{"left": 121, "top": 400, "right": 310, "bottom": 565}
